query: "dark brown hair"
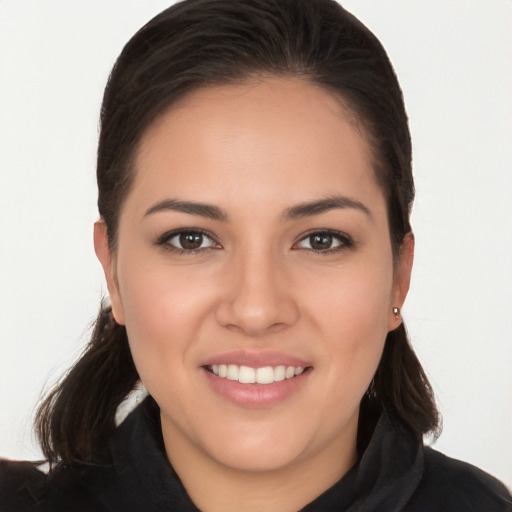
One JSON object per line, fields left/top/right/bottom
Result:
{"left": 36, "top": 0, "right": 439, "bottom": 466}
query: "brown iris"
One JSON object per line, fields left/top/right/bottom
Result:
{"left": 309, "top": 233, "right": 334, "bottom": 251}
{"left": 179, "top": 232, "right": 204, "bottom": 250}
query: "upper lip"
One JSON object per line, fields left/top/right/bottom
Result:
{"left": 200, "top": 349, "right": 311, "bottom": 368}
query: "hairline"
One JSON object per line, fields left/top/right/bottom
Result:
{"left": 106, "top": 73, "right": 399, "bottom": 258}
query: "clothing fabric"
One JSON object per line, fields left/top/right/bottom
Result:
{"left": 1, "top": 397, "right": 511, "bottom": 512}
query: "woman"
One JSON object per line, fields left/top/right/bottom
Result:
{"left": 1, "top": 0, "right": 511, "bottom": 510}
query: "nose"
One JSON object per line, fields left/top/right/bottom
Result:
{"left": 215, "top": 248, "right": 300, "bottom": 337}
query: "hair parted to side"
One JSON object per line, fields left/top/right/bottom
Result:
{"left": 36, "top": 0, "right": 439, "bottom": 466}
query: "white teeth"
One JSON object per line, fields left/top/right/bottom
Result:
{"left": 274, "top": 365, "right": 286, "bottom": 382}
{"left": 256, "top": 366, "right": 275, "bottom": 384}
{"left": 227, "top": 364, "right": 239, "bottom": 381}
{"left": 238, "top": 366, "right": 256, "bottom": 384}
{"left": 285, "top": 366, "right": 295, "bottom": 379}
{"left": 209, "top": 364, "right": 307, "bottom": 384}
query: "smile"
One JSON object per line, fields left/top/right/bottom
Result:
{"left": 207, "top": 364, "right": 305, "bottom": 384}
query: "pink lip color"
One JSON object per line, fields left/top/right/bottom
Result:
{"left": 200, "top": 350, "right": 312, "bottom": 408}
{"left": 202, "top": 369, "right": 311, "bottom": 409}
{"left": 201, "top": 349, "right": 310, "bottom": 369}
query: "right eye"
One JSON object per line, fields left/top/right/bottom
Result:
{"left": 158, "top": 230, "right": 219, "bottom": 253}
{"left": 293, "top": 230, "right": 353, "bottom": 254}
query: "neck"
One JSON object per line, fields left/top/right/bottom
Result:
{"left": 161, "top": 416, "right": 359, "bottom": 512}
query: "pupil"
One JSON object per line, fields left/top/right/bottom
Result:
{"left": 180, "top": 233, "right": 203, "bottom": 250}
{"left": 311, "top": 233, "right": 332, "bottom": 250}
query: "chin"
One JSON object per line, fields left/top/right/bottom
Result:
{"left": 195, "top": 412, "right": 346, "bottom": 474}
{"left": 206, "top": 434, "right": 310, "bottom": 473}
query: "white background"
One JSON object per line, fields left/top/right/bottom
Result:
{"left": 1, "top": 0, "right": 511, "bottom": 489}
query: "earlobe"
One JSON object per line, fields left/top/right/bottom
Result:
{"left": 93, "top": 220, "right": 125, "bottom": 325}
{"left": 388, "top": 232, "right": 415, "bottom": 331}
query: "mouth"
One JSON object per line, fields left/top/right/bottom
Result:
{"left": 200, "top": 351, "right": 313, "bottom": 407}
{"left": 205, "top": 364, "right": 308, "bottom": 384}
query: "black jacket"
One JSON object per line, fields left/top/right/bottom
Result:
{"left": 1, "top": 397, "right": 511, "bottom": 511}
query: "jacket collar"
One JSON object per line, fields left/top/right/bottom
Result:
{"left": 78, "top": 396, "right": 424, "bottom": 511}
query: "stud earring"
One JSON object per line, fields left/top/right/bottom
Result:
{"left": 393, "top": 307, "right": 400, "bottom": 316}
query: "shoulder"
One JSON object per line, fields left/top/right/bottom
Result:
{"left": 406, "top": 447, "right": 512, "bottom": 511}
{"left": 0, "top": 457, "right": 109, "bottom": 512}
{"left": 0, "top": 458, "right": 47, "bottom": 512}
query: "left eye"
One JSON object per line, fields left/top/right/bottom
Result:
{"left": 164, "top": 231, "right": 217, "bottom": 251}
{"left": 295, "top": 231, "right": 351, "bottom": 252}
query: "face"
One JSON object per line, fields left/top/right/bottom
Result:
{"left": 95, "top": 78, "right": 412, "bottom": 476}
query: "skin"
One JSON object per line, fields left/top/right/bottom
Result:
{"left": 95, "top": 77, "right": 413, "bottom": 512}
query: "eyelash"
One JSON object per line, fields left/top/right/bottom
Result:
{"left": 156, "top": 229, "right": 221, "bottom": 255}
{"left": 292, "top": 230, "right": 354, "bottom": 254}
{"left": 156, "top": 229, "right": 354, "bottom": 255}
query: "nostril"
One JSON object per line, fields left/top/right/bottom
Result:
{"left": 215, "top": 295, "right": 300, "bottom": 336}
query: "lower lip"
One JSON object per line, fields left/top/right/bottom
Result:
{"left": 202, "top": 368, "right": 311, "bottom": 408}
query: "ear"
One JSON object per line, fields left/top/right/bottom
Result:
{"left": 94, "top": 220, "right": 125, "bottom": 325}
{"left": 388, "top": 232, "right": 414, "bottom": 331}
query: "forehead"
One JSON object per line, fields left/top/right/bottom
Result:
{"left": 130, "top": 78, "right": 384, "bottom": 216}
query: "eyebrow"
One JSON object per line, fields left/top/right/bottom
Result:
{"left": 283, "top": 196, "right": 372, "bottom": 220}
{"left": 144, "top": 195, "right": 372, "bottom": 222}
{"left": 144, "top": 199, "right": 228, "bottom": 221}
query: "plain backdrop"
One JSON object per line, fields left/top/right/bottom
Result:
{"left": 1, "top": 0, "right": 511, "bottom": 489}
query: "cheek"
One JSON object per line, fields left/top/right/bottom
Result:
{"left": 116, "top": 258, "right": 216, "bottom": 386}
{"left": 306, "top": 255, "right": 393, "bottom": 335}
{"left": 307, "top": 262, "right": 393, "bottom": 390}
